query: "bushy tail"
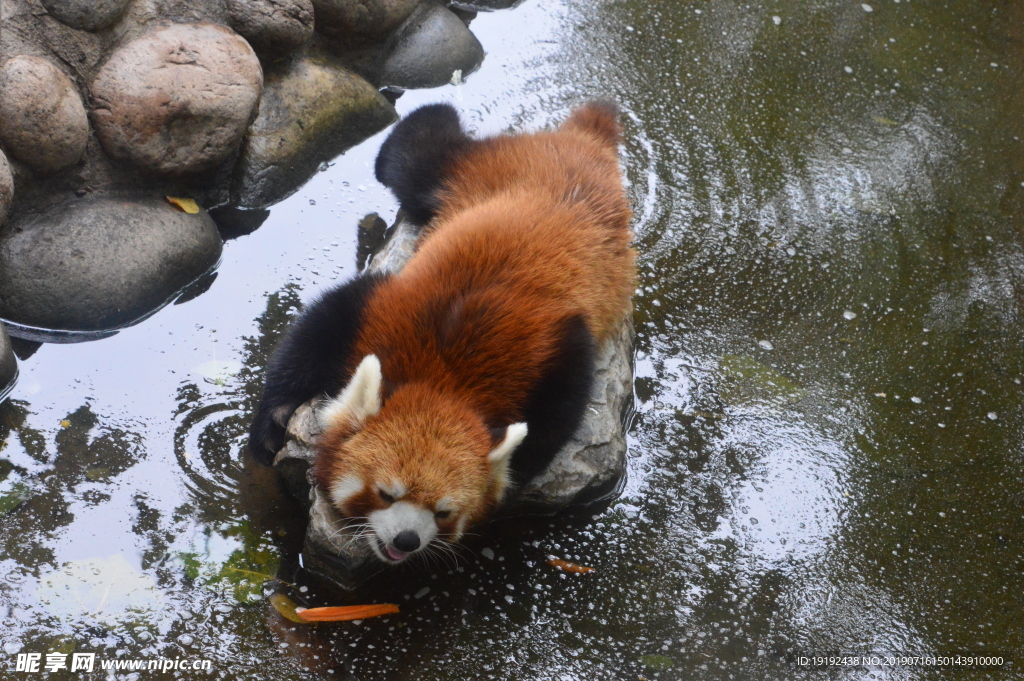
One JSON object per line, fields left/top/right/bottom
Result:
{"left": 562, "top": 99, "right": 622, "bottom": 146}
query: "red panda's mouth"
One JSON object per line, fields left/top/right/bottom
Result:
{"left": 384, "top": 544, "right": 409, "bottom": 562}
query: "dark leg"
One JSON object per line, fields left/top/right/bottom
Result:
{"left": 510, "top": 315, "right": 597, "bottom": 486}
{"left": 374, "top": 103, "right": 474, "bottom": 225}
{"left": 248, "top": 272, "right": 390, "bottom": 463}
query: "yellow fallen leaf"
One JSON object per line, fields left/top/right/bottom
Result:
{"left": 166, "top": 196, "right": 200, "bottom": 214}
{"left": 59, "top": 420, "right": 70, "bottom": 428}
{"left": 871, "top": 115, "right": 898, "bottom": 126}
{"left": 269, "top": 593, "right": 306, "bottom": 624}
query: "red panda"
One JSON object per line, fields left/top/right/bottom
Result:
{"left": 250, "top": 102, "right": 634, "bottom": 564}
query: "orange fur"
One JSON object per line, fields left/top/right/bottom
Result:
{"left": 316, "top": 103, "right": 634, "bottom": 526}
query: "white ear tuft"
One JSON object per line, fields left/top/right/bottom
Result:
{"left": 487, "top": 422, "right": 527, "bottom": 505}
{"left": 488, "top": 422, "right": 528, "bottom": 464}
{"left": 318, "top": 355, "right": 383, "bottom": 431}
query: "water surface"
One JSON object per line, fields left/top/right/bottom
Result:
{"left": 2, "top": 1, "right": 1023, "bottom": 679}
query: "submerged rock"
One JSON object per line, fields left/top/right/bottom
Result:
{"left": 90, "top": 23, "right": 263, "bottom": 177}
{"left": 380, "top": 1, "right": 484, "bottom": 89}
{"left": 0, "top": 150, "right": 12, "bottom": 228}
{"left": 225, "top": 0, "right": 315, "bottom": 57}
{"left": 0, "top": 324, "right": 17, "bottom": 404}
{"left": 273, "top": 216, "right": 633, "bottom": 588}
{"left": 40, "top": 0, "right": 130, "bottom": 31}
{"left": 0, "top": 56, "right": 89, "bottom": 175}
{"left": 0, "top": 195, "right": 222, "bottom": 335}
{"left": 232, "top": 52, "right": 397, "bottom": 208}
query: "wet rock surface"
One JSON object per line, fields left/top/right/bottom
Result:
{"left": 90, "top": 23, "right": 263, "bottom": 177}
{"left": 232, "top": 52, "right": 397, "bottom": 208}
{"left": 312, "top": 0, "right": 421, "bottom": 41}
{"left": 0, "top": 56, "right": 89, "bottom": 175}
{"left": 451, "top": 0, "right": 522, "bottom": 9}
{"left": 380, "top": 1, "right": 484, "bottom": 88}
{"left": 39, "top": 0, "right": 130, "bottom": 31}
{"left": 0, "top": 195, "right": 223, "bottom": 334}
{"left": 273, "top": 216, "right": 633, "bottom": 587}
{"left": 225, "top": 0, "right": 314, "bottom": 57}
{"left": 0, "top": 151, "right": 12, "bottom": 228}
{"left": 0, "top": 324, "right": 17, "bottom": 403}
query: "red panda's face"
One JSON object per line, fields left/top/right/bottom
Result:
{"left": 315, "top": 357, "right": 528, "bottom": 564}
{"left": 324, "top": 427, "right": 490, "bottom": 564}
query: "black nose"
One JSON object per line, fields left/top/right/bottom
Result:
{"left": 392, "top": 530, "right": 420, "bottom": 552}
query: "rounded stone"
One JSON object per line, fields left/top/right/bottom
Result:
{"left": 0, "top": 324, "right": 16, "bottom": 403}
{"left": 0, "top": 56, "right": 89, "bottom": 175}
{"left": 232, "top": 53, "right": 396, "bottom": 208}
{"left": 40, "top": 0, "right": 130, "bottom": 31}
{"left": 226, "top": 0, "right": 314, "bottom": 56}
{"left": 380, "top": 2, "right": 484, "bottom": 89}
{"left": 0, "top": 150, "right": 12, "bottom": 227}
{"left": 312, "top": 0, "right": 420, "bottom": 40}
{"left": 90, "top": 23, "right": 263, "bottom": 177}
{"left": 0, "top": 195, "right": 223, "bottom": 332}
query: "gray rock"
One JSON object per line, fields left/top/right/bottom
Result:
{"left": 232, "top": 51, "right": 397, "bottom": 208}
{"left": 0, "top": 324, "right": 17, "bottom": 405}
{"left": 40, "top": 0, "right": 130, "bottom": 31}
{"left": 380, "top": 1, "right": 484, "bottom": 89}
{"left": 0, "top": 56, "right": 89, "bottom": 175}
{"left": 225, "top": 0, "right": 314, "bottom": 57}
{"left": 312, "top": 0, "right": 420, "bottom": 41}
{"left": 0, "top": 194, "right": 223, "bottom": 334}
{"left": 90, "top": 23, "right": 263, "bottom": 177}
{"left": 450, "top": 0, "right": 522, "bottom": 9}
{"left": 273, "top": 216, "right": 633, "bottom": 588}
{"left": 0, "top": 150, "right": 12, "bottom": 228}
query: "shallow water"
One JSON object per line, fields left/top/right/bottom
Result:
{"left": 2, "top": 0, "right": 1024, "bottom": 679}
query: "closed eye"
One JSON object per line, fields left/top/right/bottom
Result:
{"left": 379, "top": 489, "right": 395, "bottom": 503}
{"left": 435, "top": 510, "right": 451, "bottom": 519}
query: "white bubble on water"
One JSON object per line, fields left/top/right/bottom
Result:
{"left": 758, "top": 340, "right": 774, "bottom": 350}
{"left": 773, "top": 15, "right": 781, "bottom": 25}
{"left": 987, "top": 412, "right": 998, "bottom": 421}
{"left": 843, "top": 310, "right": 857, "bottom": 320}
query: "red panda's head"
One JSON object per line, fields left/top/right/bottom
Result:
{"left": 313, "top": 355, "right": 528, "bottom": 564}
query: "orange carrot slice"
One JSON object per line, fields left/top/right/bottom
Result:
{"left": 547, "top": 558, "right": 595, "bottom": 574}
{"left": 293, "top": 603, "right": 400, "bottom": 622}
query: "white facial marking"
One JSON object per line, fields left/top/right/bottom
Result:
{"left": 436, "top": 496, "right": 457, "bottom": 513}
{"left": 453, "top": 516, "right": 468, "bottom": 541}
{"left": 367, "top": 501, "right": 437, "bottom": 562}
{"left": 379, "top": 480, "right": 407, "bottom": 500}
{"left": 317, "top": 355, "right": 383, "bottom": 432}
{"left": 329, "top": 474, "right": 364, "bottom": 507}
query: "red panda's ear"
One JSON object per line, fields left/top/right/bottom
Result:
{"left": 487, "top": 423, "right": 527, "bottom": 503}
{"left": 317, "top": 355, "right": 383, "bottom": 432}
{"left": 487, "top": 422, "right": 528, "bottom": 464}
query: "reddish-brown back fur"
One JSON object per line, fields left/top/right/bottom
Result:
{"left": 317, "top": 104, "right": 634, "bottom": 516}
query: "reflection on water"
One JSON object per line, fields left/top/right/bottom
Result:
{"left": 2, "top": 0, "right": 1024, "bottom": 678}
